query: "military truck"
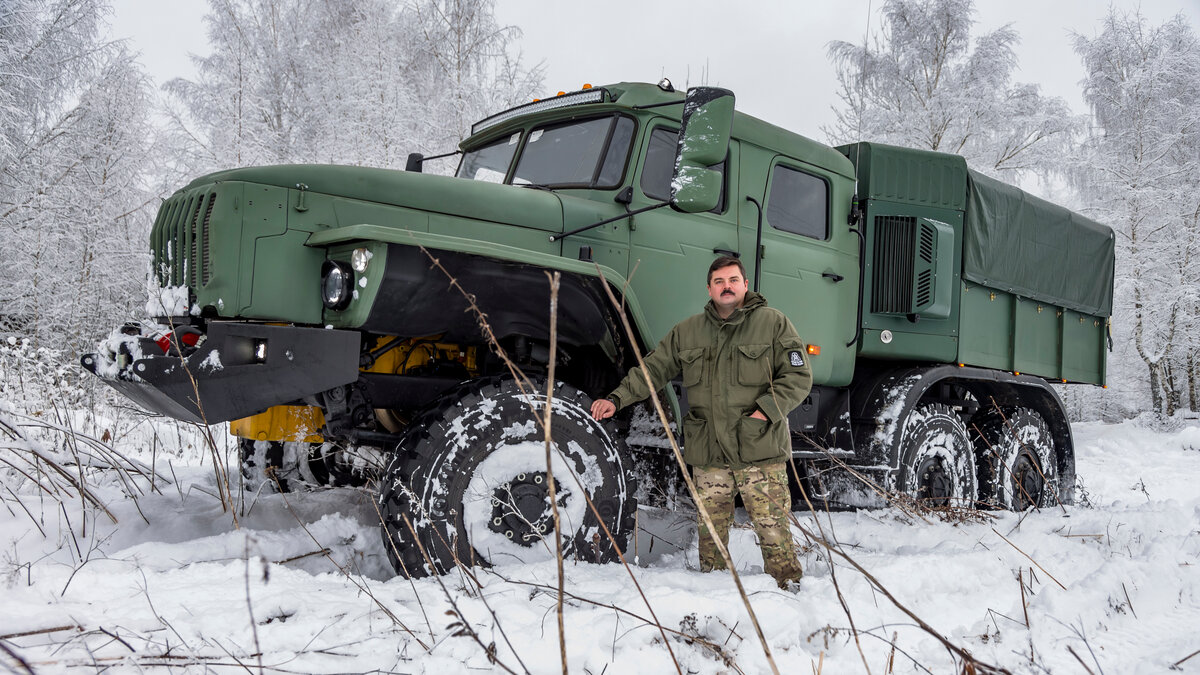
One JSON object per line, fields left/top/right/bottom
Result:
{"left": 82, "top": 81, "right": 1114, "bottom": 576}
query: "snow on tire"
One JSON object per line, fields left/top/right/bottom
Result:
{"left": 378, "top": 377, "right": 635, "bottom": 577}
{"left": 896, "top": 403, "right": 977, "bottom": 508}
{"left": 973, "top": 407, "right": 1058, "bottom": 510}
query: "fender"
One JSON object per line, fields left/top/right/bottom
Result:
{"left": 306, "top": 225, "right": 683, "bottom": 421}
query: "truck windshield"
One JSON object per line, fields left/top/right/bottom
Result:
{"left": 457, "top": 115, "right": 635, "bottom": 189}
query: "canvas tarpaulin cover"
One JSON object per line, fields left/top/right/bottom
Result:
{"left": 964, "top": 170, "right": 1114, "bottom": 317}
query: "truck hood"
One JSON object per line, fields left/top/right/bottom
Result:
{"left": 184, "top": 164, "right": 565, "bottom": 233}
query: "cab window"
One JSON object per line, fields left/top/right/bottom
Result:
{"left": 766, "top": 164, "right": 828, "bottom": 240}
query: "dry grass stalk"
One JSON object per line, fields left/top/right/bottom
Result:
{"left": 789, "top": 511, "right": 1014, "bottom": 675}
{"left": 990, "top": 528, "right": 1066, "bottom": 590}
{"left": 541, "top": 270, "right": 569, "bottom": 675}
{"left": 790, "top": 460, "right": 874, "bottom": 674}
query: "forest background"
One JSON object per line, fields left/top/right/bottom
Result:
{"left": 1, "top": 0, "right": 1198, "bottom": 422}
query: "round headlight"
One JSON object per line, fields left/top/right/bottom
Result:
{"left": 321, "top": 260, "right": 353, "bottom": 310}
{"left": 351, "top": 247, "right": 372, "bottom": 273}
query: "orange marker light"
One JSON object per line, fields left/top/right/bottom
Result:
{"left": 557, "top": 91, "right": 565, "bottom": 96}
{"left": 958, "top": 363, "right": 965, "bottom": 367}
{"left": 582, "top": 83, "right": 593, "bottom": 89}
{"left": 532, "top": 98, "right": 540, "bottom": 102}
{"left": 807, "top": 344, "right": 820, "bottom": 356}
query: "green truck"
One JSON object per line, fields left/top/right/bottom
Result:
{"left": 83, "top": 81, "right": 1114, "bottom": 576}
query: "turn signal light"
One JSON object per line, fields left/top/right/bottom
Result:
{"left": 807, "top": 344, "right": 820, "bottom": 355}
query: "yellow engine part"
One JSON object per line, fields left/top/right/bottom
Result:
{"left": 364, "top": 336, "right": 478, "bottom": 375}
{"left": 230, "top": 405, "right": 325, "bottom": 443}
{"left": 229, "top": 337, "right": 476, "bottom": 443}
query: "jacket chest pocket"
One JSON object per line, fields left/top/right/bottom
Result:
{"left": 736, "top": 344, "right": 771, "bottom": 386}
{"left": 679, "top": 348, "right": 706, "bottom": 387}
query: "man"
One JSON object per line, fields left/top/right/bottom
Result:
{"left": 590, "top": 256, "right": 811, "bottom": 588}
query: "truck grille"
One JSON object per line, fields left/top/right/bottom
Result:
{"left": 152, "top": 190, "right": 216, "bottom": 288}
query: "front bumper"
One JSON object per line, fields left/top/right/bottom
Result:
{"left": 81, "top": 322, "right": 360, "bottom": 425}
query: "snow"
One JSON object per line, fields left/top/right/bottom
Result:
{"left": 2, "top": 413, "right": 1199, "bottom": 674}
{"left": 145, "top": 283, "right": 190, "bottom": 317}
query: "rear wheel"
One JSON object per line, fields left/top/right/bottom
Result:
{"left": 896, "top": 403, "right": 977, "bottom": 508}
{"left": 379, "top": 377, "right": 636, "bottom": 577}
{"left": 974, "top": 407, "right": 1057, "bottom": 510}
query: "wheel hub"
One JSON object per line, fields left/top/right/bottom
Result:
{"left": 488, "top": 472, "right": 566, "bottom": 546}
{"left": 916, "top": 457, "right": 954, "bottom": 507}
{"left": 1010, "top": 452, "right": 1044, "bottom": 510}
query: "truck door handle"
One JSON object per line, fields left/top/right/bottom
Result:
{"left": 822, "top": 272, "right": 845, "bottom": 282}
{"left": 713, "top": 248, "right": 739, "bottom": 258}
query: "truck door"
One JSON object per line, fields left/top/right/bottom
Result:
{"left": 627, "top": 122, "right": 741, "bottom": 341}
{"left": 738, "top": 155, "right": 858, "bottom": 386}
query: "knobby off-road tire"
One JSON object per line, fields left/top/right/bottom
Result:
{"left": 378, "top": 377, "right": 636, "bottom": 577}
{"left": 896, "top": 403, "right": 978, "bottom": 507}
{"left": 239, "top": 439, "right": 382, "bottom": 492}
{"left": 973, "top": 407, "right": 1058, "bottom": 510}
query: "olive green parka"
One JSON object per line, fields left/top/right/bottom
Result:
{"left": 608, "top": 291, "right": 813, "bottom": 468}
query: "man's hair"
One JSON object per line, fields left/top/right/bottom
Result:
{"left": 707, "top": 255, "right": 747, "bottom": 285}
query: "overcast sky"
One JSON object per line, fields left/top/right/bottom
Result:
{"left": 109, "top": 0, "right": 1200, "bottom": 141}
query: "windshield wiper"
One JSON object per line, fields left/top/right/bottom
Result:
{"left": 515, "top": 182, "right": 558, "bottom": 191}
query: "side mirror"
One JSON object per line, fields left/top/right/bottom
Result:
{"left": 670, "top": 87, "right": 735, "bottom": 213}
{"left": 405, "top": 152, "right": 424, "bottom": 172}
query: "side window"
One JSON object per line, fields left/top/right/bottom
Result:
{"left": 766, "top": 164, "right": 828, "bottom": 240}
{"left": 640, "top": 127, "right": 726, "bottom": 212}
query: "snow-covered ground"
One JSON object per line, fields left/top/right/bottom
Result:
{"left": 2, "top": 412, "right": 1198, "bottom": 674}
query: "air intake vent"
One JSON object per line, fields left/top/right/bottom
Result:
{"left": 870, "top": 215, "right": 954, "bottom": 319}
{"left": 871, "top": 215, "right": 917, "bottom": 314}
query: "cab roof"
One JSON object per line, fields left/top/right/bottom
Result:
{"left": 465, "top": 82, "right": 857, "bottom": 182}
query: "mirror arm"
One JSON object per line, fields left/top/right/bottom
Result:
{"left": 406, "top": 150, "right": 462, "bottom": 172}
{"left": 549, "top": 201, "right": 670, "bottom": 243}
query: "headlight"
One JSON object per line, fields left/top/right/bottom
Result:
{"left": 321, "top": 260, "right": 354, "bottom": 310}
{"left": 351, "top": 247, "right": 372, "bottom": 273}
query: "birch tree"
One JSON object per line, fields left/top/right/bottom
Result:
{"left": 0, "top": 0, "right": 156, "bottom": 353}
{"left": 1072, "top": 11, "right": 1200, "bottom": 417}
{"left": 826, "top": 0, "right": 1078, "bottom": 180}
{"left": 164, "top": 0, "right": 541, "bottom": 174}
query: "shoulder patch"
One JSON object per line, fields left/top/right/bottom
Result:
{"left": 789, "top": 351, "right": 805, "bottom": 367}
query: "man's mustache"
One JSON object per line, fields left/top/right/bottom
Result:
{"left": 721, "top": 290, "right": 735, "bottom": 296}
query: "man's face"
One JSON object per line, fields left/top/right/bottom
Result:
{"left": 707, "top": 264, "right": 749, "bottom": 312}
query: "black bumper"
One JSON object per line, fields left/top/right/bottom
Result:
{"left": 82, "top": 323, "right": 360, "bottom": 425}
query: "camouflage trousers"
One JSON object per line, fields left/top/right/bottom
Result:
{"left": 694, "top": 462, "right": 802, "bottom": 588}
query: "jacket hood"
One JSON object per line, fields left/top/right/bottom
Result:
{"left": 705, "top": 290, "right": 768, "bottom": 324}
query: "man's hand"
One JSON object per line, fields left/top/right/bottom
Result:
{"left": 750, "top": 409, "right": 768, "bottom": 421}
{"left": 591, "top": 398, "right": 616, "bottom": 421}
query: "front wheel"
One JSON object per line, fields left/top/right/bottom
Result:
{"left": 379, "top": 378, "right": 636, "bottom": 577}
{"left": 896, "top": 403, "right": 977, "bottom": 508}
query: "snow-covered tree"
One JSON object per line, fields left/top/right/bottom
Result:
{"left": 826, "top": 0, "right": 1078, "bottom": 180}
{"left": 0, "top": 0, "right": 156, "bottom": 353}
{"left": 164, "top": 0, "right": 541, "bottom": 174}
{"left": 1072, "top": 11, "right": 1200, "bottom": 417}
